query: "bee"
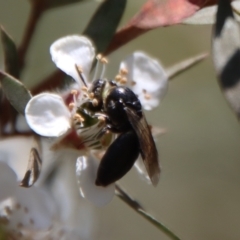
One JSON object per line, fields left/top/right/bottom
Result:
{"left": 82, "top": 79, "right": 160, "bottom": 187}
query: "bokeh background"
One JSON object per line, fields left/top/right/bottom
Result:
{"left": 1, "top": 0, "right": 240, "bottom": 239}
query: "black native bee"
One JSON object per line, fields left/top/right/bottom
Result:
{"left": 83, "top": 79, "right": 160, "bottom": 187}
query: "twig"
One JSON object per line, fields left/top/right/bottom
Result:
{"left": 18, "top": 1, "right": 46, "bottom": 71}
{"left": 115, "top": 184, "right": 182, "bottom": 240}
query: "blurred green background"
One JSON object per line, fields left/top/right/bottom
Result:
{"left": 1, "top": 0, "right": 240, "bottom": 239}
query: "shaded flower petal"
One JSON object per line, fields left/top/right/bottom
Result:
{"left": 0, "top": 163, "right": 56, "bottom": 231}
{"left": 25, "top": 93, "right": 71, "bottom": 137}
{"left": 134, "top": 158, "right": 151, "bottom": 184}
{"left": 0, "top": 136, "right": 34, "bottom": 181}
{"left": 120, "top": 51, "right": 168, "bottom": 110}
{"left": 50, "top": 35, "right": 95, "bottom": 84}
{"left": 76, "top": 155, "right": 115, "bottom": 207}
{"left": 0, "top": 187, "right": 56, "bottom": 230}
{"left": 0, "top": 162, "right": 17, "bottom": 201}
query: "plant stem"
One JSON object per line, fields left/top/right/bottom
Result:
{"left": 18, "top": 1, "right": 45, "bottom": 71}
{"left": 115, "top": 184, "right": 182, "bottom": 240}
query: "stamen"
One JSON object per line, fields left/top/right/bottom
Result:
{"left": 73, "top": 113, "right": 85, "bottom": 124}
{"left": 120, "top": 77, "right": 127, "bottom": 84}
{"left": 97, "top": 116, "right": 106, "bottom": 122}
{"left": 70, "top": 89, "right": 78, "bottom": 107}
{"left": 92, "top": 98, "right": 98, "bottom": 107}
{"left": 75, "top": 64, "right": 88, "bottom": 87}
{"left": 115, "top": 74, "right": 122, "bottom": 82}
{"left": 71, "top": 89, "right": 78, "bottom": 95}
{"left": 96, "top": 54, "right": 103, "bottom": 60}
{"left": 81, "top": 86, "right": 88, "bottom": 92}
{"left": 69, "top": 103, "right": 75, "bottom": 111}
{"left": 100, "top": 63, "right": 106, "bottom": 79}
{"left": 95, "top": 54, "right": 108, "bottom": 79}
{"left": 89, "top": 92, "right": 94, "bottom": 99}
{"left": 93, "top": 56, "right": 101, "bottom": 81}
{"left": 101, "top": 57, "right": 108, "bottom": 64}
{"left": 144, "top": 93, "right": 151, "bottom": 100}
{"left": 120, "top": 68, "right": 128, "bottom": 75}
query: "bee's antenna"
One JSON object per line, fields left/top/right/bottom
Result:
{"left": 75, "top": 64, "right": 88, "bottom": 87}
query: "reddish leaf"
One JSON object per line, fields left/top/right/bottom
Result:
{"left": 105, "top": 0, "right": 217, "bottom": 55}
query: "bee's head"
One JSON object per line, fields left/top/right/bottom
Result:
{"left": 90, "top": 79, "right": 106, "bottom": 102}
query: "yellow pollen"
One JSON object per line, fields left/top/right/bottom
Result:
{"left": 120, "top": 68, "right": 128, "bottom": 75}
{"left": 69, "top": 102, "right": 75, "bottom": 110}
{"left": 96, "top": 54, "right": 103, "bottom": 60}
{"left": 144, "top": 93, "right": 151, "bottom": 100}
{"left": 115, "top": 74, "right": 122, "bottom": 82}
{"left": 92, "top": 98, "right": 98, "bottom": 107}
{"left": 81, "top": 86, "right": 88, "bottom": 92}
{"left": 71, "top": 89, "right": 78, "bottom": 95}
{"left": 98, "top": 116, "right": 105, "bottom": 122}
{"left": 73, "top": 114, "right": 85, "bottom": 123}
{"left": 89, "top": 92, "right": 94, "bottom": 99}
{"left": 120, "top": 77, "right": 127, "bottom": 84}
{"left": 101, "top": 57, "right": 108, "bottom": 64}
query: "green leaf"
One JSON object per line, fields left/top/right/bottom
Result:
{"left": 44, "top": 0, "right": 89, "bottom": 10}
{"left": 0, "top": 71, "right": 32, "bottom": 115}
{"left": 166, "top": 52, "right": 209, "bottom": 80}
{"left": 83, "top": 0, "right": 127, "bottom": 54}
{"left": 212, "top": 0, "right": 240, "bottom": 118}
{"left": 0, "top": 26, "right": 20, "bottom": 78}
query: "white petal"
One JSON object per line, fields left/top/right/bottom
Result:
{"left": 0, "top": 136, "right": 34, "bottom": 181}
{"left": 134, "top": 158, "right": 151, "bottom": 185}
{"left": 0, "top": 187, "right": 56, "bottom": 230}
{"left": 0, "top": 162, "right": 17, "bottom": 201}
{"left": 25, "top": 93, "right": 71, "bottom": 137}
{"left": 76, "top": 155, "right": 115, "bottom": 207}
{"left": 120, "top": 51, "right": 168, "bottom": 110}
{"left": 50, "top": 35, "right": 95, "bottom": 84}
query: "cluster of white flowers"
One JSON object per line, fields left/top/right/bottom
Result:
{"left": 0, "top": 137, "right": 94, "bottom": 239}
{"left": 0, "top": 34, "right": 168, "bottom": 239}
{"left": 24, "top": 35, "right": 168, "bottom": 206}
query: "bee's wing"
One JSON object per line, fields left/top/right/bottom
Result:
{"left": 125, "top": 107, "right": 160, "bottom": 186}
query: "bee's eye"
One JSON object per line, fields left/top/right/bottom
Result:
{"left": 90, "top": 79, "right": 106, "bottom": 100}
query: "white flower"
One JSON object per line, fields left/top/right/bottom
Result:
{"left": 0, "top": 137, "right": 95, "bottom": 239}
{"left": 25, "top": 35, "right": 168, "bottom": 206}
